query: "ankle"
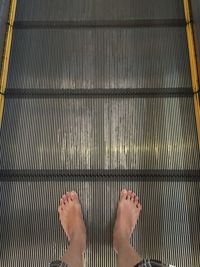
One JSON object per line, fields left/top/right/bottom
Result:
{"left": 62, "top": 243, "right": 83, "bottom": 266}
{"left": 113, "top": 233, "right": 130, "bottom": 253}
{"left": 69, "top": 232, "right": 86, "bottom": 253}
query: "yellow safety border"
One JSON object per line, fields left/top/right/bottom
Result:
{"left": 0, "top": 0, "right": 17, "bottom": 126}
{"left": 183, "top": 0, "right": 200, "bottom": 149}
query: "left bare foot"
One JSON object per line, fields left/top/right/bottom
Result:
{"left": 58, "top": 191, "right": 86, "bottom": 253}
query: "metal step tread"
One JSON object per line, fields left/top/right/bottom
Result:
{"left": 7, "top": 27, "right": 191, "bottom": 91}
{"left": 1, "top": 179, "right": 199, "bottom": 267}
{"left": 1, "top": 96, "right": 199, "bottom": 171}
{"left": 15, "top": 0, "right": 185, "bottom": 22}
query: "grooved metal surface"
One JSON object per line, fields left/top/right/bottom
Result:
{"left": 6, "top": 27, "right": 192, "bottom": 91}
{"left": 1, "top": 97, "right": 199, "bottom": 170}
{"left": 1, "top": 180, "right": 199, "bottom": 267}
{"left": 0, "top": 0, "right": 10, "bottom": 66}
{"left": 15, "top": 0, "right": 185, "bottom": 21}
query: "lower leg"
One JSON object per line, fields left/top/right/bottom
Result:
{"left": 58, "top": 192, "right": 86, "bottom": 267}
{"left": 116, "top": 237, "right": 142, "bottom": 267}
{"left": 61, "top": 236, "right": 84, "bottom": 267}
{"left": 113, "top": 189, "right": 142, "bottom": 267}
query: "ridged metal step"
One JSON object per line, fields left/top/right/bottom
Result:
{"left": 15, "top": 0, "right": 185, "bottom": 21}
{"left": 1, "top": 96, "right": 199, "bottom": 171}
{"left": 1, "top": 0, "right": 199, "bottom": 267}
{"left": 1, "top": 179, "right": 199, "bottom": 267}
{"left": 7, "top": 27, "right": 191, "bottom": 91}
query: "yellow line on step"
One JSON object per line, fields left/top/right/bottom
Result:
{"left": 0, "top": 0, "right": 17, "bottom": 127}
{"left": 9, "top": 0, "right": 17, "bottom": 26}
{"left": 0, "top": 25, "right": 13, "bottom": 94}
{"left": 183, "top": 0, "right": 200, "bottom": 150}
{"left": 183, "top": 0, "right": 191, "bottom": 23}
{"left": 186, "top": 24, "right": 199, "bottom": 92}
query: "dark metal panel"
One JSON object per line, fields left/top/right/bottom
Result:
{"left": 1, "top": 96, "right": 199, "bottom": 170}
{"left": 15, "top": 0, "right": 185, "bottom": 21}
{"left": 1, "top": 180, "right": 199, "bottom": 267}
{"left": 0, "top": 0, "right": 10, "bottom": 66}
{"left": 191, "top": 0, "right": 200, "bottom": 80}
{"left": 7, "top": 27, "right": 192, "bottom": 91}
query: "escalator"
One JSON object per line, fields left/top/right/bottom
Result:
{"left": 1, "top": 1, "right": 200, "bottom": 267}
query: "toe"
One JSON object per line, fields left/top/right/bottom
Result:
{"left": 62, "top": 194, "right": 67, "bottom": 204}
{"left": 70, "top": 191, "right": 78, "bottom": 201}
{"left": 131, "top": 192, "right": 136, "bottom": 201}
{"left": 66, "top": 192, "right": 72, "bottom": 202}
{"left": 135, "top": 196, "right": 139, "bottom": 205}
{"left": 137, "top": 203, "right": 142, "bottom": 210}
{"left": 58, "top": 205, "right": 62, "bottom": 213}
{"left": 120, "top": 189, "right": 128, "bottom": 200}
{"left": 60, "top": 198, "right": 65, "bottom": 208}
{"left": 127, "top": 190, "right": 132, "bottom": 200}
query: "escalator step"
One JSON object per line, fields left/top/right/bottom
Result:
{"left": 7, "top": 27, "right": 191, "bottom": 91}
{"left": 15, "top": 0, "right": 185, "bottom": 22}
{"left": 1, "top": 96, "right": 199, "bottom": 171}
{"left": 1, "top": 179, "right": 199, "bottom": 267}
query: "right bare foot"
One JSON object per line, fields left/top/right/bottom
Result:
{"left": 113, "top": 189, "right": 142, "bottom": 253}
{"left": 58, "top": 191, "right": 86, "bottom": 253}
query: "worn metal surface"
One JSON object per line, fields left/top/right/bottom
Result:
{"left": 7, "top": 27, "right": 191, "bottom": 91}
{"left": 15, "top": 0, "right": 185, "bottom": 22}
{"left": 0, "top": 0, "right": 10, "bottom": 66}
{"left": 1, "top": 96, "right": 199, "bottom": 170}
{"left": 1, "top": 180, "right": 199, "bottom": 267}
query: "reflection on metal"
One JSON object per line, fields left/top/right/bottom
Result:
{"left": 0, "top": 0, "right": 16, "bottom": 126}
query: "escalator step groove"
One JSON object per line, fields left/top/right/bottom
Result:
{"left": 1, "top": 180, "right": 199, "bottom": 267}
{"left": 1, "top": 96, "right": 200, "bottom": 171}
{"left": 15, "top": 0, "right": 185, "bottom": 22}
{"left": 7, "top": 27, "right": 191, "bottom": 91}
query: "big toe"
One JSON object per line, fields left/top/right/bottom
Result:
{"left": 70, "top": 191, "right": 79, "bottom": 202}
{"left": 120, "top": 189, "right": 128, "bottom": 200}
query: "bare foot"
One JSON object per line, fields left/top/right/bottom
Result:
{"left": 113, "top": 189, "right": 142, "bottom": 253}
{"left": 58, "top": 191, "right": 86, "bottom": 253}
